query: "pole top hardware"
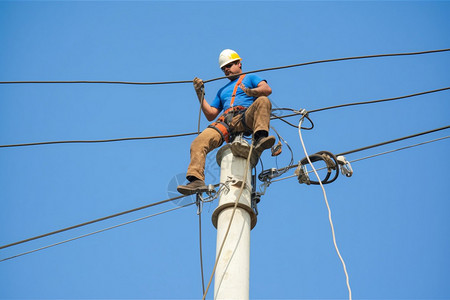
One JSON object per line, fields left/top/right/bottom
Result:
{"left": 295, "top": 164, "right": 311, "bottom": 185}
{"left": 295, "top": 151, "right": 340, "bottom": 185}
{"left": 258, "top": 168, "right": 280, "bottom": 182}
{"left": 337, "top": 155, "right": 353, "bottom": 177}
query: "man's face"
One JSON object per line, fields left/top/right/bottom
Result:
{"left": 221, "top": 60, "right": 242, "bottom": 77}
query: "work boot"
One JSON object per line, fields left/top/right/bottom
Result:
{"left": 177, "top": 179, "right": 207, "bottom": 195}
{"left": 230, "top": 136, "right": 251, "bottom": 159}
{"left": 254, "top": 136, "right": 276, "bottom": 157}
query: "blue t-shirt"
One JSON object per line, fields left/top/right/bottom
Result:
{"left": 211, "top": 74, "right": 265, "bottom": 112}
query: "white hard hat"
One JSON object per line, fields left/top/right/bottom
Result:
{"left": 218, "top": 49, "right": 241, "bottom": 68}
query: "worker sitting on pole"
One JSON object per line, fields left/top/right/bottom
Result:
{"left": 177, "top": 49, "right": 275, "bottom": 196}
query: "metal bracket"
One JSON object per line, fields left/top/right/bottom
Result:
{"left": 230, "top": 178, "right": 253, "bottom": 194}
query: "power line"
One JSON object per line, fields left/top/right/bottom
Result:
{"left": 0, "top": 193, "right": 189, "bottom": 250}
{"left": 0, "top": 132, "right": 197, "bottom": 148}
{"left": 1, "top": 48, "right": 448, "bottom": 85}
{"left": 0, "top": 79, "right": 192, "bottom": 85}
{"left": 205, "top": 48, "right": 450, "bottom": 83}
{"left": 265, "top": 125, "right": 450, "bottom": 177}
{"left": 1, "top": 86, "right": 447, "bottom": 149}
{"left": 0, "top": 203, "right": 195, "bottom": 263}
{"left": 270, "top": 135, "right": 450, "bottom": 184}
{"left": 348, "top": 135, "right": 450, "bottom": 164}
{"left": 337, "top": 125, "right": 450, "bottom": 156}
{"left": 1, "top": 133, "right": 448, "bottom": 262}
{"left": 273, "top": 86, "right": 450, "bottom": 120}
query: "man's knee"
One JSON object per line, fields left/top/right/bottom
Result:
{"left": 254, "top": 96, "right": 272, "bottom": 110}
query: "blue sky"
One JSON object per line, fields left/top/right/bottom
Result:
{"left": 0, "top": 1, "right": 449, "bottom": 299}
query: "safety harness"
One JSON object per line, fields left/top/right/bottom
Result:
{"left": 208, "top": 74, "right": 252, "bottom": 144}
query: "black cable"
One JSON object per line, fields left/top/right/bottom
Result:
{"left": 0, "top": 194, "right": 189, "bottom": 250}
{"left": 337, "top": 125, "right": 450, "bottom": 156}
{"left": 0, "top": 203, "right": 195, "bottom": 263}
{"left": 269, "top": 135, "right": 450, "bottom": 184}
{"left": 0, "top": 132, "right": 198, "bottom": 148}
{"left": 0, "top": 80, "right": 193, "bottom": 85}
{"left": 205, "top": 48, "right": 450, "bottom": 83}
{"left": 271, "top": 111, "right": 314, "bottom": 129}
{"left": 0, "top": 86, "right": 447, "bottom": 149}
{"left": 298, "top": 151, "right": 339, "bottom": 185}
{"left": 1, "top": 48, "right": 448, "bottom": 85}
{"left": 349, "top": 135, "right": 450, "bottom": 163}
{"left": 275, "top": 87, "right": 450, "bottom": 120}
{"left": 260, "top": 125, "right": 450, "bottom": 177}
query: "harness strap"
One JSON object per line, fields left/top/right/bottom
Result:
{"left": 209, "top": 106, "right": 247, "bottom": 144}
{"left": 208, "top": 122, "right": 230, "bottom": 145}
{"left": 230, "top": 74, "right": 246, "bottom": 108}
{"left": 209, "top": 74, "right": 247, "bottom": 144}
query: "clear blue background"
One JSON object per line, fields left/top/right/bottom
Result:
{"left": 0, "top": 1, "right": 449, "bottom": 299}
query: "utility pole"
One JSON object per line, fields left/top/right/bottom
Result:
{"left": 211, "top": 140, "right": 258, "bottom": 300}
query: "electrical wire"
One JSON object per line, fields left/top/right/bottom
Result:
{"left": 297, "top": 116, "right": 352, "bottom": 300}
{"left": 274, "top": 86, "right": 450, "bottom": 120}
{"left": 0, "top": 79, "right": 193, "bottom": 85}
{"left": 205, "top": 48, "right": 450, "bottom": 83}
{"left": 2, "top": 48, "right": 448, "bottom": 85}
{"left": 0, "top": 202, "right": 195, "bottom": 263}
{"left": 348, "top": 135, "right": 450, "bottom": 164}
{"left": 198, "top": 202, "right": 206, "bottom": 295}
{"left": 272, "top": 125, "right": 450, "bottom": 174}
{"left": 0, "top": 132, "right": 198, "bottom": 148}
{"left": 269, "top": 136, "right": 449, "bottom": 184}
{"left": 2, "top": 86, "right": 446, "bottom": 149}
{"left": 0, "top": 193, "right": 190, "bottom": 250}
{"left": 271, "top": 125, "right": 294, "bottom": 174}
{"left": 337, "top": 125, "right": 450, "bottom": 156}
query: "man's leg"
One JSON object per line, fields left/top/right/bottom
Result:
{"left": 177, "top": 127, "right": 222, "bottom": 195}
{"left": 243, "top": 96, "right": 275, "bottom": 153}
{"left": 244, "top": 96, "right": 272, "bottom": 134}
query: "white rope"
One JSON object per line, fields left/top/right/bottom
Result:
{"left": 298, "top": 117, "right": 352, "bottom": 300}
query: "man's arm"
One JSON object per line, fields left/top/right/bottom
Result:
{"left": 200, "top": 99, "right": 220, "bottom": 121}
{"left": 240, "top": 80, "right": 272, "bottom": 97}
{"left": 194, "top": 77, "right": 220, "bottom": 121}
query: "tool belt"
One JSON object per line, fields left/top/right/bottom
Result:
{"left": 208, "top": 106, "right": 251, "bottom": 144}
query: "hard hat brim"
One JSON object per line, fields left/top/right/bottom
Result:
{"left": 219, "top": 58, "right": 241, "bottom": 69}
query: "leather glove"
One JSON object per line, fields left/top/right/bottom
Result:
{"left": 193, "top": 77, "right": 204, "bottom": 99}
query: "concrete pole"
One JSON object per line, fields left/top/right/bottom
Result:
{"left": 211, "top": 141, "right": 258, "bottom": 300}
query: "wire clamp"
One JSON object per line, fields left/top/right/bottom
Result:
{"left": 195, "top": 194, "right": 203, "bottom": 215}
{"left": 295, "top": 164, "right": 311, "bottom": 185}
{"left": 294, "top": 108, "right": 308, "bottom": 116}
{"left": 337, "top": 155, "right": 353, "bottom": 177}
{"left": 251, "top": 192, "right": 260, "bottom": 216}
{"left": 258, "top": 168, "right": 279, "bottom": 182}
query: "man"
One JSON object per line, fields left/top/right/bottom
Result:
{"left": 177, "top": 49, "right": 275, "bottom": 195}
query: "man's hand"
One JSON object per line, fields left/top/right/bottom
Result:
{"left": 193, "top": 77, "right": 204, "bottom": 101}
{"left": 240, "top": 81, "right": 272, "bottom": 98}
{"left": 239, "top": 83, "right": 259, "bottom": 97}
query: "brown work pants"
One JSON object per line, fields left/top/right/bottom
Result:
{"left": 187, "top": 96, "right": 272, "bottom": 181}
